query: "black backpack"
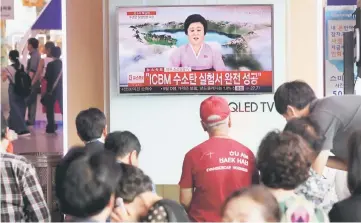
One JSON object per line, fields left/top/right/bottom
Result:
{"left": 12, "top": 64, "right": 31, "bottom": 97}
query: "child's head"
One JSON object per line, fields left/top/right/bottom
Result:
{"left": 222, "top": 186, "right": 281, "bottom": 222}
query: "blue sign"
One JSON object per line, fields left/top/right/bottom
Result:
{"left": 324, "top": 6, "right": 356, "bottom": 96}
{"left": 327, "top": 0, "right": 357, "bottom": 5}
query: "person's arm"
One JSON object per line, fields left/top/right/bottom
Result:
{"left": 311, "top": 112, "right": 342, "bottom": 174}
{"left": 32, "top": 58, "right": 44, "bottom": 85}
{"left": 327, "top": 156, "right": 347, "bottom": 171}
{"left": 21, "top": 164, "right": 51, "bottom": 222}
{"left": 180, "top": 188, "right": 193, "bottom": 210}
{"left": 179, "top": 153, "right": 194, "bottom": 211}
{"left": 212, "top": 48, "right": 226, "bottom": 71}
{"left": 1, "top": 70, "right": 8, "bottom": 82}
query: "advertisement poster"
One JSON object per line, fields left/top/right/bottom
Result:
{"left": 117, "top": 5, "right": 274, "bottom": 94}
{"left": 325, "top": 5, "right": 356, "bottom": 96}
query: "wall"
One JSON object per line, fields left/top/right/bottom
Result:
{"left": 286, "top": 0, "right": 324, "bottom": 97}
{"left": 65, "top": 0, "right": 105, "bottom": 148}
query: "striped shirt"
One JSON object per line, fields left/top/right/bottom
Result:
{"left": 0, "top": 152, "right": 50, "bottom": 222}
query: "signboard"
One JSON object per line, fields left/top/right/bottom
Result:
{"left": 1, "top": 0, "right": 14, "bottom": 20}
{"left": 22, "top": 0, "right": 44, "bottom": 7}
{"left": 117, "top": 5, "right": 274, "bottom": 94}
{"left": 325, "top": 6, "right": 356, "bottom": 96}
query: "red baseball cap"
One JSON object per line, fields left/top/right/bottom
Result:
{"left": 200, "top": 96, "right": 231, "bottom": 124}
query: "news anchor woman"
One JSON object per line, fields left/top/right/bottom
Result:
{"left": 170, "top": 14, "right": 226, "bottom": 71}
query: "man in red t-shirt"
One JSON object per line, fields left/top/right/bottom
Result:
{"left": 178, "top": 96, "right": 259, "bottom": 222}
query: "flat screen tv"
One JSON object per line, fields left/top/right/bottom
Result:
{"left": 117, "top": 5, "right": 274, "bottom": 94}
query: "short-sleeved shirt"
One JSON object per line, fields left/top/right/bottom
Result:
{"left": 179, "top": 137, "right": 256, "bottom": 222}
{"left": 279, "top": 194, "right": 329, "bottom": 222}
{"left": 295, "top": 168, "right": 336, "bottom": 213}
{"left": 0, "top": 152, "right": 50, "bottom": 222}
{"left": 4, "top": 65, "right": 16, "bottom": 83}
{"left": 309, "top": 95, "right": 361, "bottom": 161}
{"left": 170, "top": 43, "right": 226, "bottom": 71}
{"left": 26, "top": 50, "right": 41, "bottom": 74}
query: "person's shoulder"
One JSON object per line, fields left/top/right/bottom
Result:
{"left": 334, "top": 194, "right": 361, "bottom": 208}
{"left": 227, "top": 139, "right": 254, "bottom": 156}
{"left": 203, "top": 43, "right": 214, "bottom": 50}
{"left": 174, "top": 44, "right": 189, "bottom": 53}
{"left": 1, "top": 152, "right": 31, "bottom": 163}
{"left": 31, "top": 50, "right": 41, "bottom": 59}
{"left": 1, "top": 152, "right": 33, "bottom": 168}
{"left": 85, "top": 141, "right": 104, "bottom": 154}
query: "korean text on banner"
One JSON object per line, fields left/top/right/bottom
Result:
{"left": 325, "top": 6, "right": 356, "bottom": 96}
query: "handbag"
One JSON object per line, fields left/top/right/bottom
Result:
{"left": 41, "top": 69, "right": 62, "bottom": 106}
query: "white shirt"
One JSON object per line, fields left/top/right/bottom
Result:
{"left": 4, "top": 65, "right": 16, "bottom": 83}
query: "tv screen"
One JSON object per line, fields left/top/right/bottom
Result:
{"left": 117, "top": 5, "right": 274, "bottom": 94}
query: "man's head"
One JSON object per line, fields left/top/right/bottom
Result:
{"left": 44, "top": 41, "right": 55, "bottom": 56}
{"left": 115, "top": 163, "right": 154, "bottom": 220}
{"left": 76, "top": 108, "right": 107, "bottom": 142}
{"left": 55, "top": 148, "right": 121, "bottom": 220}
{"left": 104, "top": 131, "right": 141, "bottom": 166}
{"left": 274, "top": 81, "right": 316, "bottom": 121}
{"left": 284, "top": 117, "right": 325, "bottom": 162}
{"left": 200, "top": 96, "right": 231, "bottom": 135}
{"left": 51, "top": 46, "right": 61, "bottom": 59}
{"left": 222, "top": 185, "right": 281, "bottom": 222}
{"left": 257, "top": 131, "right": 313, "bottom": 190}
{"left": 27, "top": 38, "right": 39, "bottom": 52}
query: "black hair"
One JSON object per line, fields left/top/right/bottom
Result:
{"left": 184, "top": 14, "right": 208, "bottom": 35}
{"left": 75, "top": 108, "right": 106, "bottom": 142}
{"left": 51, "top": 46, "right": 61, "bottom": 58}
{"left": 27, "top": 37, "right": 39, "bottom": 49}
{"left": 55, "top": 147, "right": 122, "bottom": 218}
{"left": 284, "top": 117, "right": 325, "bottom": 157}
{"left": 104, "top": 131, "right": 141, "bottom": 158}
{"left": 257, "top": 131, "right": 313, "bottom": 190}
{"left": 44, "top": 41, "right": 55, "bottom": 50}
{"left": 9, "top": 50, "right": 21, "bottom": 69}
{"left": 347, "top": 130, "right": 361, "bottom": 195}
{"left": 1, "top": 111, "right": 8, "bottom": 140}
{"left": 44, "top": 41, "right": 55, "bottom": 49}
{"left": 221, "top": 185, "right": 281, "bottom": 222}
{"left": 274, "top": 80, "right": 316, "bottom": 115}
{"left": 115, "top": 163, "right": 153, "bottom": 203}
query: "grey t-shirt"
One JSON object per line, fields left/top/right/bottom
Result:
{"left": 309, "top": 95, "right": 361, "bottom": 161}
{"left": 26, "top": 50, "right": 41, "bottom": 74}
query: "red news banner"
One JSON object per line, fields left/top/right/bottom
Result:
{"left": 128, "top": 71, "right": 272, "bottom": 87}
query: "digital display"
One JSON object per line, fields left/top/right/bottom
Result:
{"left": 117, "top": 5, "right": 274, "bottom": 94}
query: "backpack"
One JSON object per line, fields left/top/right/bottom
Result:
{"left": 12, "top": 64, "right": 31, "bottom": 97}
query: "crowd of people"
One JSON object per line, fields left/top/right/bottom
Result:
{"left": 1, "top": 37, "right": 63, "bottom": 136}
{"left": 1, "top": 80, "right": 361, "bottom": 222}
